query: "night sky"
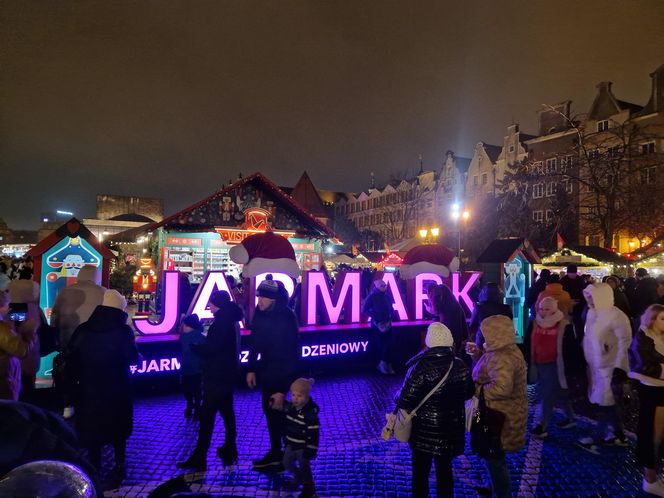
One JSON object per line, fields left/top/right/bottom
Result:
{"left": 1, "top": 1, "right": 663, "bottom": 230}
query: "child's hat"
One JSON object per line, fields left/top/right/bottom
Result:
{"left": 183, "top": 314, "right": 201, "bottom": 329}
{"left": 291, "top": 377, "right": 315, "bottom": 397}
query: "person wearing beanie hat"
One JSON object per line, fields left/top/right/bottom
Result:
{"left": 246, "top": 274, "right": 300, "bottom": 470}
{"left": 394, "top": 322, "right": 474, "bottom": 497}
{"left": 363, "top": 278, "right": 395, "bottom": 375}
{"left": 66, "top": 287, "right": 139, "bottom": 487}
{"left": 282, "top": 377, "right": 320, "bottom": 498}
{"left": 178, "top": 289, "right": 244, "bottom": 471}
{"left": 178, "top": 314, "right": 204, "bottom": 419}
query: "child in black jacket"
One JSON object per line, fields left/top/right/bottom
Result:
{"left": 282, "top": 378, "right": 320, "bottom": 498}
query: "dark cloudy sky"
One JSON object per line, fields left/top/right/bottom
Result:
{"left": 1, "top": 1, "right": 663, "bottom": 230}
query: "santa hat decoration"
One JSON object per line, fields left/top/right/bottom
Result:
{"left": 399, "top": 244, "right": 459, "bottom": 279}
{"left": 229, "top": 231, "right": 300, "bottom": 278}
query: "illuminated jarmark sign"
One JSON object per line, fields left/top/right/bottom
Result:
{"left": 133, "top": 270, "right": 480, "bottom": 335}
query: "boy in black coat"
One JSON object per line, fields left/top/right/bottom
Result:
{"left": 282, "top": 378, "right": 320, "bottom": 498}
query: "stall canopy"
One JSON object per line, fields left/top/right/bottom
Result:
{"left": 540, "top": 246, "right": 630, "bottom": 267}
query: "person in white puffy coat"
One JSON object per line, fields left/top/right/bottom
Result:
{"left": 578, "top": 282, "right": 632, "bottom": 452}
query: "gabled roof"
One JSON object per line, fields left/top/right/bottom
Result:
{"left": 27, "top": 218, "right": 114, "bottom": 260}
{"left": 569, "top": 245, "right": 630, "bottom": 264}
{"left": 290, "top": 171, "right": 329, "bottom": 219}
{"left": 476, "top": 238, "right": 540, "bottom": 264}
{"left": 482, "top": 144, "right": 502, "bottom": 163}
{"left": 111, "top": 172, "right": 335, "bottom": 242}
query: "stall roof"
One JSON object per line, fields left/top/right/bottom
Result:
{"left": 111, "top": 172, "right": 336, "bottom": 243}
{"left": 541, "top": 245, "right": 630, "bottom": 266}
{"left": 476, "top": 238, "right": 540, "bottom": 264}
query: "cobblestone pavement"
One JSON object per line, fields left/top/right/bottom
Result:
{"left": 103, "top": 372, "right": 650, "bottom": 498}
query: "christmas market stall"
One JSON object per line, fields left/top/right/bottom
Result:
{"left": 476, "top": 238, "right": 540, "bottom": 342}
{"left": 537, "top": 245, "right": 631, "bottom": 280}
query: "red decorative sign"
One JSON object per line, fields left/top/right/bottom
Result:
{"left": 166, "top": 237, "right": 202, "bottom": 246}
{"left": 379, "top": 252, "right": 404, "bottom": 266}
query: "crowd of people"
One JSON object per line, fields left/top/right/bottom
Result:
{"left": 2, "top": 258, "right": 664, "bottom": 497}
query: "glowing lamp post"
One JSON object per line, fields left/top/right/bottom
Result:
{"left": 450, "top": 204, "right": 470, "bottom": 262}
{"left": 418, "top": 227, "right": 440, "bottom": 244}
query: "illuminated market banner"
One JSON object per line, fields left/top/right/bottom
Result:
{"left": 133, "top": 270, "right": 481, "bottom": 335}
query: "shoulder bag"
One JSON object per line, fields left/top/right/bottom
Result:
{"left": 390, "top": 361, "right": 454, "bottom": 442}
{"left": 470, "top": 385, "right": 506, "bottom": 458}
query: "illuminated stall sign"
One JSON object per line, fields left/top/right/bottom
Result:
{"left": 132, "top": 270, "right": 481, "bottom": 334}
{"left": 40, "top": 236, "right": 102, "bottom": 320}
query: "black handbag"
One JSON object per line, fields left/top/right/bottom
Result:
{"left": 470, "top": 385, "right": 506, "bottom": 458}
{"left": 37, "top": 321, "right": 59, "bottom": 356}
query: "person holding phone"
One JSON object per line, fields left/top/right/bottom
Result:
{"left": 0, "top": 292, "right": 37, "bottom": 400}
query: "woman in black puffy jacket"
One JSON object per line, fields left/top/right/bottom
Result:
{"left": 396, "top": 322, "right": 475, "bottom": 498}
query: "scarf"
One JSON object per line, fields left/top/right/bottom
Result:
{"left": 535, "top": 309, "right": 564, "bottom": 329}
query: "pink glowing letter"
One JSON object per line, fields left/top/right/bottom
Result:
{"left": 411, "top": 272, "right": 443, "bottom": 320}
{"left": 301, "top": 271, "right": 361, "bottom": 325}
{"left": 451, "top": 272, "right": 481, "bottom": 313}
{"left": 381, "top": 272, "right": 409, "bottom": 320}
{"left": 188, "top": 270, "right": 234, "bottom": 320}
{"left": 133, "top": 271, "right": 180, "bottom": 334}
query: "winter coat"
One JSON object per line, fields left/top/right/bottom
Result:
{"left": 51, "top": 280, "right": 106, "bottom": 350}
{"left": 248, "top": 301, "right": 299, "bottom": 394}
{"left": 192, "top": 301, "right": 244, "bottom": 390}
{"left": 0, "top": 321, "right": 33, "bottom": 400}
{"left": 469, "top": 301, "right": 512, "bottom": 345}
{"left": 628, "top": 328, "right": 664, "bottom": 387}
{"left": 0, "top": 400, "right": 103, "bottom": 495}
{"left": 67, "top": 305, "right": 139, "bottom": 446}
{"left": 362, "top": 288, "right": 393, "bottom": 325}
{"left": 178, "top": 327, "right": 204, "bottom": 376}
{"left": 536, "top": 284, "right": 573, "bottom": 316}
{"left": 397, "top": 347, "right": 474, "bottom": 456}
{"left": 630, "top": 277, "right": 659, "bottom": 318}
{"left": 472, "top": 315, "right": 528, "bottom": 453}
{"left": 284, "top": 398, "right": 320, "bottom": 458}
{"left": 582, "top": 283, "right": 632, "bottom": 406}
{"left": 529, "top": 315, "right": 568, "bottom": 389}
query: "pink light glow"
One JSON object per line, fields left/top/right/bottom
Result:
{"left": 413, "top": 273, "right": 443, "bottom": 319}
{"left": 133, "top": 271, "right": 180, "bottom": 334}
{"left": 254, "top": 272, "right": 294, "bottom": 305}
{"left": 451, "top": 272, "right": 480, "bottom": 313}
{"left": 188, "top": 271, "right": 235, "bottom": 320}
{"left": 301, "top": 271, "right": 361, "bottom": 325}
{"left": 381, "top": 272, "right": 409, "bottom": 320}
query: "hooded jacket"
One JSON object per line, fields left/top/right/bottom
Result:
{"left": 536, "top": 283, "right": 573, "bottom": 316}
{"left": 66, "top": 305, "right": 139, "bottom": 445}
{"left": 582, "top": 283, "right": 632, "bottom": 406}
{"left": 397, "top": 347, "right": 474, "bottom": 456}
{"left": 472, "top": 315, "right": 528, "bottom": 453}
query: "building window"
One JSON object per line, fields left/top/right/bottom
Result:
{"left": 641, "top": 166, "right": 657, "bottom": 184}
{"left": 533, "top": 161, "right": 544, "bottom": 175}
{"left": 473, "top": 175, "right": 478, "bottom": 186}
{"left": 509, "top": 145, "right": 515, "bottom": 153}
{"left": 545, "top": 158, "right": 557, "bottom": 174}
{"left": 546, "top": 209, "right": 553, "bottom": 221}
{"left": 597, "top": 120, "right": 609, "bottom": 132}
{"left": 481, "top": 173, "right": 488, "bottom": 185}
{"left": 546, "top": 182, "right": 556, "bottom": 197}
{"left": 560, "top": 155, "right": 575, "bottom": 172}
{"left": 532, "top": 210, "right": 544, "bottom": 223}
{"left": 641, "top": 142, "right": 656, "bottom": 155}
{"left": 561, "top": 177, "right": 573, "bottom": 193}
{"left": 608, "top": 145, "right": 621, "bottom": 157}
{"left": 588, "top": 149, "right": 600, "bottom": 161}
{"left": 532, "top": 183, "right": 544, "bottom": 198}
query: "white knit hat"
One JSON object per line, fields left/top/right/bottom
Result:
{"left": 425, "top": 322, "right": 454, "bottom": 348}
{"left": 103, "top": 289, "right": 127, "bottom": 311}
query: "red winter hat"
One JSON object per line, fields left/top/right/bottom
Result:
{"left": 229, "top": 232, "right": 300, "bottom": 278}
{"left": 399, "top": 244, "right": 459, "bottom": 279}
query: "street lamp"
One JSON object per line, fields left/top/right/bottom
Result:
{"left": 419, "top": 227, "right": 440, "bottom": 244}
{"left": 450, "top": 204, "right": 470, "bottom": 260}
